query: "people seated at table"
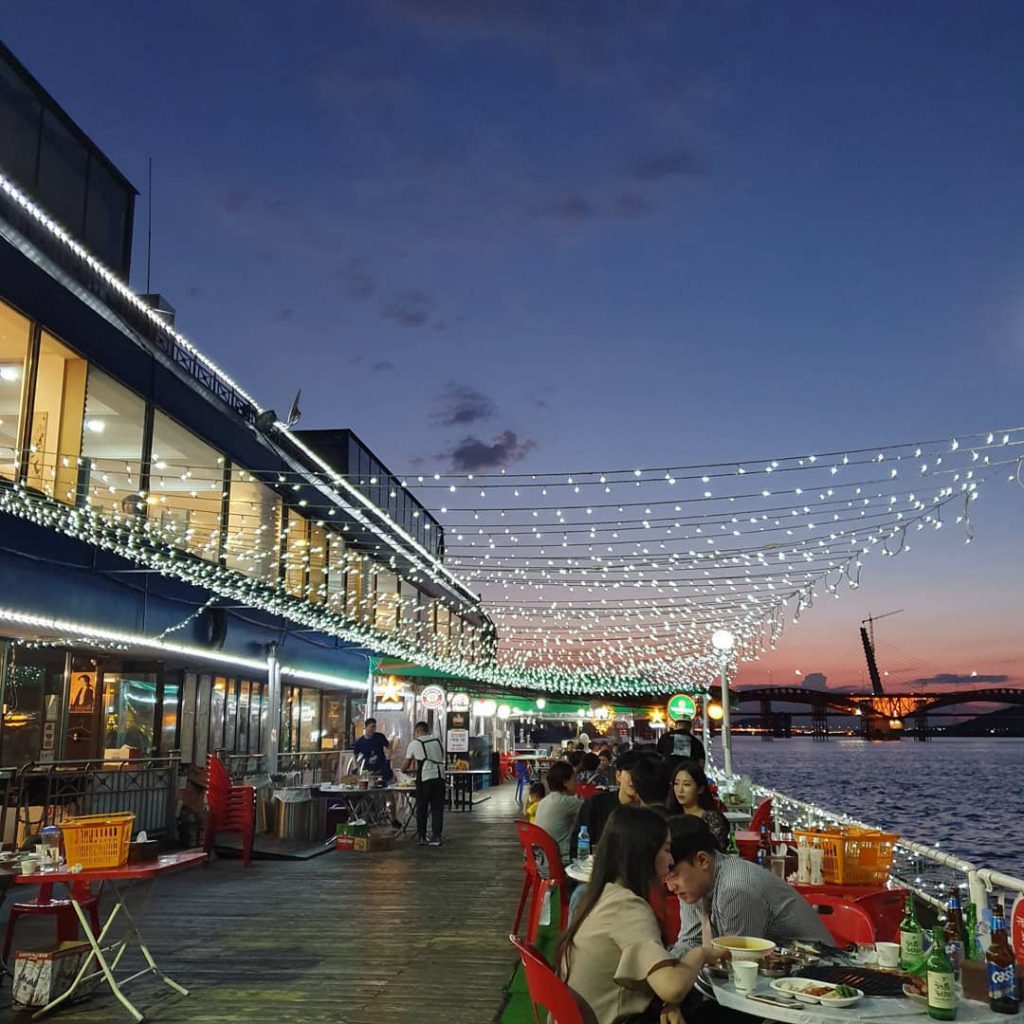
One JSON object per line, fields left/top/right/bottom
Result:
{"left": 534, "top": 761, "right": 582, "bottom": 863}
{"left": 557, "top": 805, "right": 728, "bottom": 1024}
{"left": 665, "top": 816, "right": 833, "bottom": 956}
{"left": 577, "top": 752, "right": 611, "bottom": 788}
{"left": 665, "top": 761, "right": 730, "bottom": 852}
{"left": 523, "top": 781, "right": 546, "bottom": 823}
{"left": 567, "top": 749, "right": 585, "bottom": 773}
{"left": 597, "top": 748, "right": 613, "bottom": 777}
{"left": 630, "top": 753, "right": 671, "bottom": 806}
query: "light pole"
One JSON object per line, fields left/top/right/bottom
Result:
{"left": 711, "top": 629, "right": 735, "bottom": 778}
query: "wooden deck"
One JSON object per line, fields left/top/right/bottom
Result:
{"left": 2, "top": 784, "right": 525, "bottom": 1024}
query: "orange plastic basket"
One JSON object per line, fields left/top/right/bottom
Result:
{"left": 60, "top": 813, "right": 135, "bottom": 870}
{"left": 793, "top": 826, "right": 898, "bottom": 885}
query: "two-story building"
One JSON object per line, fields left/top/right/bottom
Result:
{"left": 0, "top": 41, "right": 492, "bottom": 773}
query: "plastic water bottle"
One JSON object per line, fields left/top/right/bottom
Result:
{"left": 577, "top": 825, "right": 591, "bottom": 860}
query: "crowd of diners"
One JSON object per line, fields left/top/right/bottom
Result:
{"left": 521, "top": 723, "right": 833, "bottom": 1024}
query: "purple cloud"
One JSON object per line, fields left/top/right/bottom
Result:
{"left": 445, "top": 429, "right": 537, "bottom": 472}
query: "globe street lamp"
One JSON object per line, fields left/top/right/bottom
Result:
{"left": 711, "top": 629, "right": 736, "bottom": 777}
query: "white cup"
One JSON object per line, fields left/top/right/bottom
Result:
{"left": 732, "top": 960, "right": 759, "bottom": 992}
{"left": 20, "top": 858, "right": 39, "bottom": 875}
{"left": 876, "top": 941, "right": 901, "bottom": 968}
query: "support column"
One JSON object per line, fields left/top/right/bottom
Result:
{"left": 264, "top": 643, "right": 282, "bottom": 775}
{"left": 759, "top": 698, "right": 773, "bottom": 742}
{"left": 812, "top": 700, "right": 829, "bottom": 741}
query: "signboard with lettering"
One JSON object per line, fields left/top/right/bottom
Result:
{"left": 447, "top": 729, "right": 469, "bottom": 753}
{"left": 419, "top": 685, "right": 445, "bottom": 710}
{"left": 449, "top": 692, "right": 471, "bottom": 712}
{"left": 374, "top": 677, "right": 406, "bottom": 711}
{"left": 667, "top": 693, "right": 697, "bottom": 722}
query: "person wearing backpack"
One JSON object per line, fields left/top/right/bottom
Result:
{"left": 403, "top": 722, "right": 446, "bottom": 847}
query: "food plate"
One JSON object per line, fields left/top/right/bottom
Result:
{"left": 902, "top": 982, "right": 928, "bottom": 1007}
{"left": 712, "top": 936, "right": 777, "bottom": 961}
{"left": 770, "top": 978, "right": 864, "bottom": 1006}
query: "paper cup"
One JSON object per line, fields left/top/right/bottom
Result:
{"left": 876, "top": 941, "right": 901, "bottom": 968}
{"left": 733, "top": 960, "right": 759, "bottom": 992}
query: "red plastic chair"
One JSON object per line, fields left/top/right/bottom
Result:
{"left": 205, "top": 754, "right": 256, "bottom": 867}
{"left": 574, "top": 783, "right": 599, "bottom": 802}
{"left": 512, "top": 820, "right": 571, "bottom": 944}
{"left": 509, "top": 934, "right": 585, "bottom": 1024}
{"left": 807, "top": 893, "right": 876, "bottom": 946}
{"left": 749, "top": 797, "right": 773, "bottom": 834}
{"left": 2, "top": 881, "right": 102, "bottom": 964}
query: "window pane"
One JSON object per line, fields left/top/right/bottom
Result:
{"left": 84, "top": 156, "right": 130, "bottom": 275}
{"left": 308, "top": 523, "right": 327, "bottom": 604}
{"left": 1, "top": 649, "right": 64, "bottom": 766}
{"left": 0, "top": 301, "right": 31, "bottom": 482}
{"left": 226, "top": 467, "right": 281, "bottom": 581}
{"left": 345, "top": 551, "right": 365, "bottom": 622}
{"left": 374, "top": 566, "right": 399, "bottom": 632}
{"left": 36, "top": 109, "right": 87, "bottom": 233}
{"left": 326, "top": 533, "right": 346, "bottom": 612}
{"left": 151, "top": 410, "right": 224, "bottom": 560}
{"left": 223, "top": 678, "right": 238, "bottom": 753}
{"left": 160, "top": 678, "right": 180, "bottom": 754}
{"left": 0, "top": 57, "right": 42, "bottom": 189}
{"left": 102, "top": 673, "right": 158, "bottom": 754}
{"left": 27, "top": 332, "right": 87, "bottom": 504}
{"left": 249, "top": 681, "right": 263, "bottom": 754}
{"left": 209, "top": 676, "right": 227, "bottom": 752}
{"left": 80, "top": 367, "right": 146, "bottom": 518}
{"left": 283, "top": 509, "right": 307, "bottom": 598}
{"left": 321, "top": 693, "right": 344, "bottom": 750}
{"left": 299, "top": 689, "right": 319, "bottom": 751}
{"left": 236, "top": 680, "right": 251, "bottom": 753}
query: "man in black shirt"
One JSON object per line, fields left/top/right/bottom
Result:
{"left": 656, "top": 715, "right": 706, "bottom": 766}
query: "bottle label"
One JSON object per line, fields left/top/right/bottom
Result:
{"left": 944, "top": 940, "right": 964, "bottom": 976}
{"left": 988, "top": 962, "right": 1018, "bottom": 1001}
{"left": 901, "top": 929, "right": 923, "bottom": 961}
{"left": 928, "top": 970, "right": 956, "bottom": 1010}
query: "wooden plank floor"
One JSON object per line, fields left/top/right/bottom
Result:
{"left": 2, "top": 784, "right": 525, "bottom": 1024}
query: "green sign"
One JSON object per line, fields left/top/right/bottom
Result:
{"left": 667, "top": 693, "right": 697, "bottom": 721}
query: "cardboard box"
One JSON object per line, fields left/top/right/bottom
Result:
{"left": 12, "top": 941, "right": 98, "bottom": 1008}
{"left": 336, "top": 822, "right": 369, "bottom": 851}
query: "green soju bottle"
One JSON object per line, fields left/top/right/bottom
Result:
{"left": 726, "top": 828, "right": 739, "bottom": 856}
{"left": 900, "top": 894, "right": 925, "bottom": 969}
{"left": 926, "top": 925, "right": 957, "bottom": 1021}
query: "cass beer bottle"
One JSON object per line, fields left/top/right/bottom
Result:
{"left": 900, "top": 893, "right": 925, "bottom": 968}
{"left": 986, "top": 903, "right": 1019, "bottom": 1015}
{"left": 926, "top": 924, "right": 957, "bottom": 1020}
{"left": 756, "top": 824, "right": 772, "bottom": 868}
{"left": 943, "top": 889, "right": 966, "bottom": 978}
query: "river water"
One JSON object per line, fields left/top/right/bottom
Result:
{"left": 727, "top": 736, "right": 1024, "bottom": 878}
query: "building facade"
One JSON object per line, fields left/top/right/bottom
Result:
{"left": 0, "top": 42, "right": 491, "bottom": 771}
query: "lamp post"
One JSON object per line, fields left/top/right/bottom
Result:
{"left": 711, "top": 629, "right": 735, "bottom": 778}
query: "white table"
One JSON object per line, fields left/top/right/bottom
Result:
{"left": 724, "top": 809, "right": 753, "bottom": 825}
{"left": 565, "top": 858, "right": 593, "bottom": 883}
{"left": 704, "top": 972, "right": 1020, "bottom": 1023}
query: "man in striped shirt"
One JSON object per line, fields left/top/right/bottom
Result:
{"left": 665, "top": 816, "right": 833, "bottom": 956}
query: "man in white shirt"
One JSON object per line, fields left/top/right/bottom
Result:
{"left": 402, "top": 722, "right": 446, "bottom": 847}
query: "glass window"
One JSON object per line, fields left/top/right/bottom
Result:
{"left": 283, "top": 509, "right": 307, "bottom": 598}
{"left": 308, "top": 523, "right": 327, "bottom": 604}
{"left": 209, "top": 676, "right": 227, "bottom": 751}
{"left": 0, "top": 301, "right": 31, "bottom": 482}
{"left": 223, "top": 678, "right": 238, "bottom": 753}
{"left": 299, "top": 689, "right": 320, "bottom": 751}
{"left": 436, "top": 604, "right": 452, "bottom": 656}
{"left": 226, "top": 467, "right": 281, "bottom": 582}
{"left": 320, "top": 693, "right": 344, "bottom": 750}
{"left": 326, "top": 532, "right": 347, "bottom": 613}
{"left": 249, "top": 681, "right": 263, "bottom": 754}
{"left": 179, "top": 672, "right": 197, "bottom": 764}
{"left": 150, "top": 410, "right": 224, "bottom": 560}
{"left": 80, "top": 367, "right": 146, "bottom": 518}
{"left": 36, "top": 109, "right": 87, "bottom": 233}
{"left": 194, "top": 674, "right": 211, "bottom": 764}
{"left": 373, "top": 563, "right": 400, "bottom": 633}
{"left": 0, "top": 57, "right": 42, "bottom": 189}
{"left": 236, "top": 680, "right": 252, "bottom": 753}
{"left": 399, "top": 581, "right": 418, "bottom": 642}
{"left": 345, "top": 551, "right": 365, "bottom": 623}
{"left": 160, "top": 678, "right": 180, "bottom": 754}
{"left": 0, "top": 648, "right": 64, "bottom": 767}
{"left": 26, "top": 331, "right": 87, "bottom": 504}
{"left": 102, "top": 672, "right": 158, "bottom": 754}
{"left": 84, "top": 156, "right": 130, "bottom": 275}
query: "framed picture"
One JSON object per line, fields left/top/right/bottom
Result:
{"left": 69, "top": 671, "right": 97, "bottom": 714}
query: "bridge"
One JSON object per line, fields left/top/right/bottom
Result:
{"left": 705, "top": 686, "right": 1024, "bottom": 741}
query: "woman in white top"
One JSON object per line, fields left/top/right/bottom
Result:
{"left": 556, "top": 805, "right": 727, "bottom": 1024}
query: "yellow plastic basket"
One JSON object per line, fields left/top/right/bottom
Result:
{"left": 793, "top": 826, "right": 898, "bottom": 885}
{"left": 60, "top": 813, "right": 135, "bottom": 870}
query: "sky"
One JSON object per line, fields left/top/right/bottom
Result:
{"left": 4, "top": 2, "right": 1024, "bottom": 693}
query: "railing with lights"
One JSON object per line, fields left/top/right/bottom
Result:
{"left": 754, "top": 784, "right": 1024, "bottom": 917}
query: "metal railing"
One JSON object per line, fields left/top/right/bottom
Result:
{"left": 0, "top": 756, "right": 181, "bottom": 848}
{"left": 219, "top": 749, "right": 346, "bottom": 785}
{"left": 754, "top": 784, "right": 1024, "bottom": 920}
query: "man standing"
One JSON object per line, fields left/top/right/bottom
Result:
{"left": 352, "top": 718, "right": 400, "bottom": 827}
{"left": 656, "top": 715, "right": 706, "bottom": 766}
{"left": 402, "top": 722, "right": 446, "bottom": 847}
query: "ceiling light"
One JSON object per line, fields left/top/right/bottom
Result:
{"left": 0, "top": 366, "right": 21, "bottom": 382}
{"left": 85, "top": 418, "right": 106, "bottom": 434}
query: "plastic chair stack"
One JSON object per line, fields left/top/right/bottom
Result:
{"left": 509, "top": 934, "right": 584, "bottom": 1024}
{"left": 204, "top": 753, "right": 256, "bottom": 868}
{"left": 2, "top": 879, "right": 102, "bottom": 966}
{"left": 512, "top": 820, "right": 571, "bottom": 944}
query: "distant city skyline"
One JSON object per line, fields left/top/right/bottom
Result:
{"left": 4, "top": 3, "right": 1022, "bottom": 692}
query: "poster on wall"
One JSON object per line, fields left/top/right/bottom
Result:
{"left": 447, "top": 729, "right": 469, "bottom": 753}
{"left": 69, "top": 671, "right": 97, "bottom": 714}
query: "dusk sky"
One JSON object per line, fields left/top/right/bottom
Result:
{"left": 5, "top": 2, "right": 1023, "bottom": 692}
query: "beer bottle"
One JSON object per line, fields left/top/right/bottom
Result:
{"left": 943, "top": 889, "right": 966, "bottom": 979}
{"left": 986, "top": 902, "right": 1020, "bottom": 1015}
{"left": 900, "top": 893, "right": 925, "bottom": 969}
{"left": 756, "top": 824, "right": 772, "bottom": 868}
{"left": 926, "top": 924, "right": 957, "bottom": 1020}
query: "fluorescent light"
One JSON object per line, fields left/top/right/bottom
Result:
{"left": 0, "top": 366, "right": 21, "bottom": 382}
{"left": 85, "top": 418, "right": 105, "bottom": 434}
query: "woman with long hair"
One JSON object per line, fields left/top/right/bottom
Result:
{"left": 665, "top": 761, "right": 730, "bottom": 852}
{"left": 556, "top": 805, "right": 726, "bottom": 1023}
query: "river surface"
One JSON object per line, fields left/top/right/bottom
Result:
{"left": 728, "top": 736, "right": 1023, "bottom": 877}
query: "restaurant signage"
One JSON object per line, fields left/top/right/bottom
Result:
{"left": 449, "top": 692, "right": 470, "bottom": 712}
{"left": 667, "top": 693, "right": 697, "bottom": 721}
{"left": 419, "top": 685, "right": 445, "bottom": 710}
{"left": 446, "top": 710, "right": 470, "bottom": 753}
{"left": 374, "top": 676, "right": 406, "bottom": 711}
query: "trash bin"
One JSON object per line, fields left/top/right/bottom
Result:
{"left": 273, "top": 787, "right": 312, "bottom": 840}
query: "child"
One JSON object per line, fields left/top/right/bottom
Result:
{"left": 523, "top": 782, "right": 546, "bottom": 822}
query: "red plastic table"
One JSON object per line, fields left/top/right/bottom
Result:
{"left": 13, "top": 850, "right": 206, "bottom": 1021}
